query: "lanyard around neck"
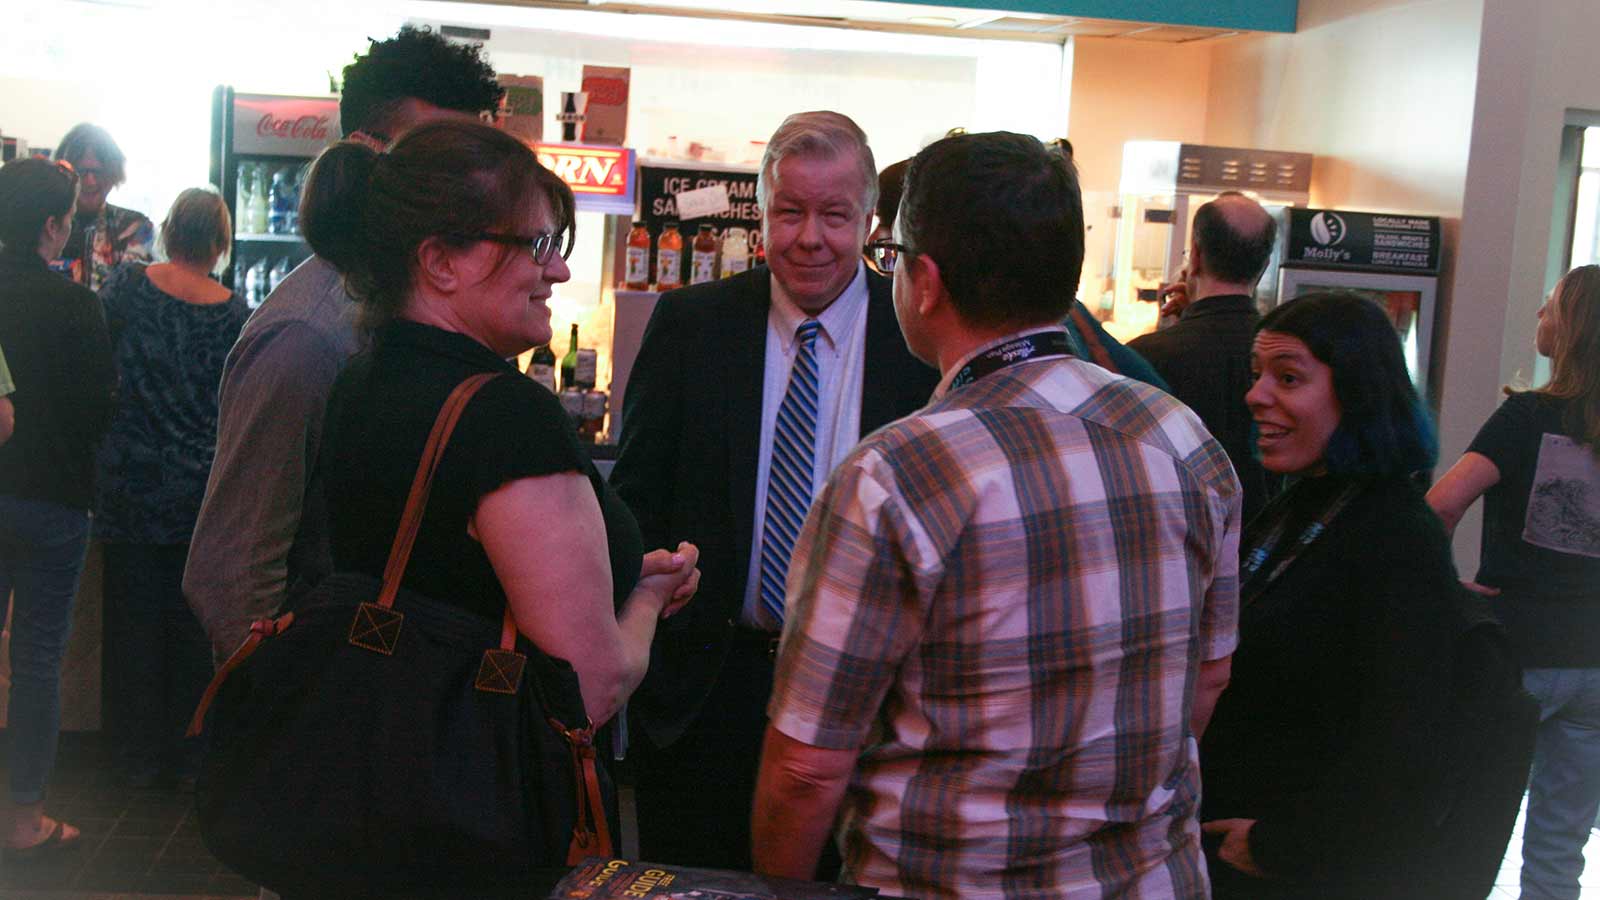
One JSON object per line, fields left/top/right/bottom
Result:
{"left": 1241, "top": 481, "right": 1361, "bottom": 602}
{"left": 950, "top": 330, "right": 1075, "bottom": 390}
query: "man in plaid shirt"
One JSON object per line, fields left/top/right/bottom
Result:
{"left": 752, "top": 132, "right": 1240, "bottom": 899}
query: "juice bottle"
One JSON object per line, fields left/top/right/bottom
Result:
{"left": 721, "top": 227, "right": 749, "bottom": 278}
{"left": 690, "top": 224, "right": 717, "bottom": 284}
{"left": 624, "top": 221, "right": 651, "bottom": 290}
{"left": 656, "top": 222, "right": 683, "bottom": 291}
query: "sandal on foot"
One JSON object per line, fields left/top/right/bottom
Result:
{"left": 3, "top": 819, "right": 83, "bottom": 861}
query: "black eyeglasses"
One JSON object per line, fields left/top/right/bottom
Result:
{"left": 463, "top": 231, "right": 572, "bottom": 265}
{"left": 866, "top": 239, "right": 912, "bottom": 275}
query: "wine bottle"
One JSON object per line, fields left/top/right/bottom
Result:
{"left": 528, "top": 343, "right": 557, "bottom": 393}
{"left": 560, "top": 323, "right": 579, "bottom": 391}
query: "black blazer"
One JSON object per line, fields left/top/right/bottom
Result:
{"left": 1128, "top": 294, "right": 1268, "bottom": 523}
{"left": 611, "top": 266, "right": 938, "bottom": 747}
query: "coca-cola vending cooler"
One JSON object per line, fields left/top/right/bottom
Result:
{"left": 210, "top": 86, "right": 339, "bottom": 307}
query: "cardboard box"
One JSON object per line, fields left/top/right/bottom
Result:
{"left": 580, "top": 66, "right": 630, "bottom": 146}
{"left": 498, "top": 74, "right": 544, "bottom": 143}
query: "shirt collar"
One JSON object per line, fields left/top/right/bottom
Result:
{"left": 934, "top": 325, "right": 1072, "bottom": 399}
{"left": 1180, "top": 293, "right": 1256, "bottom": 321}
{"left": 769, "top": 261, "right": 869, "bottom": 353}
{"left": 379, "top": 318, "right": 523, "bottom": 374}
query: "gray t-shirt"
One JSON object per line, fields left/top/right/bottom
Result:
{"left": 184, "top": 255, "right": 360, "bottom": 663}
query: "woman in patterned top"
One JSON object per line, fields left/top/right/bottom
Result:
{"left": 52, "top": 124, "right": 153, "bottom": 291}
{"left": 94, "top": 188, "right": 249, "bottom": 789}
{"left": 1429, "top": 265, "right": 1600, "bottom": 899}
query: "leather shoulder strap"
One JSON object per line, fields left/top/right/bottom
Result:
{"left": 374, "top": 372, "right": 499, "bottom": 610}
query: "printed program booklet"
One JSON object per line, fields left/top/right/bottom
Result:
{"left": 548, "top": 857, "right": 879, "bottom": 899}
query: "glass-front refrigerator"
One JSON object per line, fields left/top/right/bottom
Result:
{"left": 209, "top": 87, "right": 340, "bottom": 307}
{"left": 1272, "top": 207, "right": 1443, "bottom": 397}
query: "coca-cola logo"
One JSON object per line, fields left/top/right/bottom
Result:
{"left": 582, "top": 77, "right": 628, "bottom": 106}
{"left": 256, "top": 113, "right": 331, "bottom": 142}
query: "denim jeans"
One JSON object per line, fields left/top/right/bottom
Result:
{"left": 0, "top": 494, "right": 90, "bottom": 805}
{"left": 1521, "top": 667, "right": 1600, "bottom": 900}
{"left": 101, "top": 542, "right": 210, "bottom": 779}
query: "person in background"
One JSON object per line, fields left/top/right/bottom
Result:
{"left": 1428, "top": 264, "right": 1600, "bottom": 900}
{"left": 1130, "top": 192, "right": 1276, "bottom": 522}
{"left": 52, "top": 124, "right": 153, "bottom": 292}
{"left": 1200, "top": 292, "right": 1515, "bottom": 898}
{"left": 94, "top": 188, "right": 249, "bottom": 790}
{"left": 753, "top": 131, "right": 1238, "bottom": 899}
{"left": 185, "top": 25, "right": 505, "bottom": 665}
{"left": 302, "top": 122, "right": 697, "bottom": 894}
{"left": 0, "top": 157, "right": 117, "bottom": 859}
{"left": 0, "top": 345, "right": 14, "bottom": 446}
{"left": 866, "top": 158, "right": 908, "bottom": 246}
{"left": 613, "top": 111, "right": 939, "bottom": 872}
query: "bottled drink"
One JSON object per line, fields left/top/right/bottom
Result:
{"left": 624, "top": 221, "right": 650, "bottom": 290}
{"left": 690, "top": 224, "right": 717, "bottom": 285}
{"left": 244, "top": 257, "right": 267, "bottom": 308}
{"left": 752, "top": 230, "right": 765, "bottom": 269}
{"left": 579, "top": 389, "right": 608, "bottom": 443}
{"left": 245, "top": 164, "right": 268, "bottom": 235}
{"left": 235, "top": 165, "right": 254, "bottom": 230}
{"left": 268, "top": 256, "right": 290, "bottom": 293}
{"left": 574, "top": 348, "right": 598, "bottom": 390}
{"left": 560, "top": 323, "right": 579, "bottom": 391}
{"left": 656, "top": 222, "right": 683, "bottom": 291}
{"left": 527, "top": 343, "right": 557, "bottom": 393}
{"left": 268, "top": 168, "right": 292, "bottom": 234}
{"left": 721, "top": 227, "right": 749, "bottom": 278}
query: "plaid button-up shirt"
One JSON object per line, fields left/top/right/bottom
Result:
{"left": 768, "top": 328, "right": 1240, "bottom": 900}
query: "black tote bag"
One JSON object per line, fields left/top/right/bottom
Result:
{"left": 187, "top": 373, "right": 613, "bottom": 898}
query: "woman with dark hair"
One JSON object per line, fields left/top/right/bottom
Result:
{"left": 305, "top": 119, "right": 699, "bottom": 870}
{"left": 52, "top": 123, "right": 153, "bottom": 291}
{"left": 0, "top": 157, "right": 117, "bottom": 857}
{"left": 1429, "top": 265, "right": 1600, "bottom": 899}
{"left": 95, "top": 187, "right": 249, "bottom": 789}
{"left": 1198, "top": 292, "right": 1506, "bottom": 898}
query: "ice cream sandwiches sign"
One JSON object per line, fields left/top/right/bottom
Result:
{"left": 1285, "top": 207, "right": 1440, "bottom": 274}
{"left": 232, "top": 94, "right": 340, "bottom": 156}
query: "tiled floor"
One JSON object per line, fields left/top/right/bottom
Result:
{"left": 0, "top": 734, "right": 256, "bottom": 898}
{"left": 7, "top": 733, "right": 1600, "bottom": 899}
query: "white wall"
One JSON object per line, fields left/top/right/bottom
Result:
{"left": 1445, "top": 0, "right": 1600, "bottom": 568}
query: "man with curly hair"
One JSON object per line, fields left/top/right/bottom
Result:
{"left": 186, "top": 27, "right": 504, "bottom": 670}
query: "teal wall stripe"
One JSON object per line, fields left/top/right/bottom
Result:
{"left": 868, "top": 0, "right": 1298, "bottom": 33}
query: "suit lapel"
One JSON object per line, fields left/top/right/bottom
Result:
{"left": 726, "top": 269, "right": 772, "bottom": 604}
{"left": 861, "top": 271, "right": 915, "bottom": 436}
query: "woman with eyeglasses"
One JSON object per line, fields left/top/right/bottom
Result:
{"left": 298, "top": 119, "right": 700, "bottom": 874}
{"left": 0, "top": 157, "right": 117, "bottom": 859}
{"left": 52, "top": 124, "right": 154, "bottom": 292}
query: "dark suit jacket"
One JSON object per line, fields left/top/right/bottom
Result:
{"left": 1128, "top": 293, "right": 1269, "bottom": 523}
{"left": 611, "top": 266, "right": 939, "bottom": 748}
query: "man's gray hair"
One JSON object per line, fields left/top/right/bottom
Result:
{"left": 756, "top": 111, "right": 878, "bottom": 218}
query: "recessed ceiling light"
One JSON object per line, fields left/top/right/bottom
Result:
{"left": 909, "top": 15, "right": 960, "bottom": 27}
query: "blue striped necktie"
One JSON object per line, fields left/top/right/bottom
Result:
{"left": 759, "top": 319, "right": 822, "bottom": 628}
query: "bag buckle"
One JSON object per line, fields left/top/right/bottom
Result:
{"left": 348, "top": 602, "right": 404, "bottom": 655}
{"left": 474, "top": 648, "right": 527, "bottom": 694}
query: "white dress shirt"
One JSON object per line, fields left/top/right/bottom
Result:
{"left": 739, "top": 263, "right": 871, "bottom": 628}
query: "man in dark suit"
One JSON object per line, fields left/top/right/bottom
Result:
{"left": 612, "top": 111, "right": 938, "bottom": 872}
{"left": 1130, "top": 191, "right": 1277, "bottom": 523}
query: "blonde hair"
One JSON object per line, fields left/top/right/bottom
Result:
{"left": 1536, "top": 264, "right": 1600, "bottom": 453}
{"left": 159, "top": 187, "right": 231, "bottom": 270}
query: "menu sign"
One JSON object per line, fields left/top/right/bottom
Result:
{"left": 1283, "top": 208, "right": 1441, "bottom": 275}
{"left": 534, "top": 143, "right": 636, "bottom": 217}
{"left": 232, "top": 94, "right": 339, "bottom": 157}
{"left": 638, "top": 162, "right": 762, "bottom": 286}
